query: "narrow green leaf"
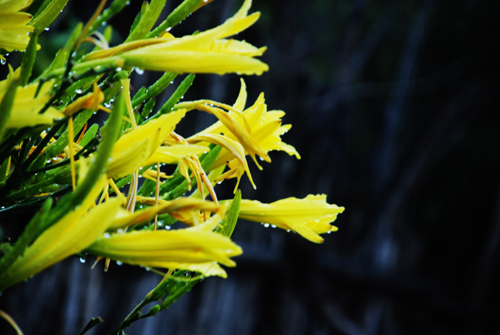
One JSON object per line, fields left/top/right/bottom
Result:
{"left": 148, "top": 0, "right": 204, "bottom": 38}
{"left": 144, "top": 74, "right": 194, "bottom": 124}
{"left": 0, "top": 198, "right": 52, "bottom": 276}
{"left": 88, "top": 0, "right": 130, "bottom": 35}
{"left": 79, "top": 317, "right": 104, "bottom": 335}
{"left": 126, "top": 0, "right": 167, "bottom": 42}
{"left": 138, "top": 98, "right": 155, "bottom": 124}
{"left": 19, "top": 33, "right": 38, "bottom": 86}
{"left": 30, "top": 0, "right": 70, "bottom": 35}
{"left": 132, "top": 72, "right": 177, "bottom": 108}
{"left": 0, "top": 76, "right": 17, "bottom": 143}
{"left": 46, "top": 110, "right": 93, "bottom": 157}
{"left": 79, "top": 123, "right": 99, "bottom": 147}
{"left": 215, "top": 190, "right": 241, "bottom": 238}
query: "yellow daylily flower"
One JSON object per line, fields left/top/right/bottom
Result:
{"left": 106, "top": 109, "right": 187, "bottom": 178}
{"left": 0, "top": 0, "right": 34, "bottom": 52}
{"left": 117, "top": 0, "right": 267, "bottom": 75}
{"left": 0, "top": 177, "right": 122, "bottom": 291}
{"left": 238, "top": 194, "right": 345, "bottom": 243}
{"left": 189, "top": 79, "right": 300, "bottom": 171}
{"left": 86, "top": 214, "right": 243, "bottom": 278}
{"left": 0, "top": 76, "right": 63, "bottom": 128}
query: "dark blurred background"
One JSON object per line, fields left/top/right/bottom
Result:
{"left": 1, "top": 0, "right": 499, "bottom": 334}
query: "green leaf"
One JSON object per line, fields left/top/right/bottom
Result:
{"left": 88, "top": 0, "right": 130, "bottom": 36}
{"left": 0, "top": 75, "right": 17, "bottom": 143}
{"left": 215, "top": 190, "right": 241, "bottom": 238}
{"left": 148, "top": 0, "right": 204, "bottom": 38}
{"left": 79, "top": 123, "right": 99, "bottom": 147}
{"left": 0, "top": 198, "right": 53, "bottom": 277}
{"left": 132, "top": 72, "right": 177, "bottom": 108}
{"left": 30, "top": 0, "right": 70, "bottom": 35}
{"left": 19, "top": 33, "right": 38, "bottom": 86}
{"left": 79, "top": 317, "right": 104, "bottom": 335}
{"left": 46, "top": 110, "right": 93, "bottom": 157}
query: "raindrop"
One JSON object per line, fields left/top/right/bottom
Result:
{"left": 75, "top": 89, "right": 82, "bottom": 94}
{"left": 145, "top": 267, "right": 150, "bottom": 271}
{"left": 104, "top": 233, "right": 111, "bottom": 238}
{"left": 262, "top": 223, "right": 270, "bottom": 228}
{"left": 117, "top": 229, "right": 124, "bottom": 233}
{"left": 116, "top": 67, "right": 122, "bottom": 72}
{"left": 44, "top": 27, "right": 50, "bottom": 31}
{"left": 0, "top": 59, "right": 6, "bottom": 65}
{"left": 165, "top": 225, "right": 171, "bottom": 230}
{"left": 327, "top": 231, "right": 331, "bottom": 234}
{"left": 134, "top": 68, "right": 144, "bottom": 75}
{"left": 79, "top": 257, "right": 86, "bottom": 263}
{"left": 116, "top": 261, "right": 123, "bottom": 266}
{"left": 271, "top": 224, "right": 277, "bottom": 229}
{"left": 259, "top": 157, "right": 264, "bottom": 161}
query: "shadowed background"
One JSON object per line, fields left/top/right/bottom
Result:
{"left": 1, "top": 0, "right": 499, "bottom": 334}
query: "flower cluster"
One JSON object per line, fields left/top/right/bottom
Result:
{"left": 0, "top": 0, "right": 344, "bottom": 331}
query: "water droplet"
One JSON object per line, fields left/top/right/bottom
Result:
{"left": 104, "top": 233, "right": 111, "bottom": 238}
{"left": 259, "top": 156, "right": 264, "bottom": 161}
{"left": 0, "top": 59, "right": 6, "bottom": 65}
{"left": 117, "top": 229, "right": 124, "bottom": 234}
{"left": 226, "top": 249, "right": 232, "bottom": 253}
{"left": 262, "top": 223, "right": 270, "bottom": 228}
{"left": 134, "top": 68, "right": 144, "bottom": 75}
{"left": 116, "top": 67, "right": 122, "bottom": 72}
{"left": 165, "top": 225, "right": 171, "bottom": 230}
{"left": 116, "top": 261, "right": 123, "bottom": 266}
{"left": 145, "top": 267, "right": 150, "bottom": 271}
{"left": 44, "top": 27, "right": 50, "bottom": 31}
{"left": 314, "top": 219, "right": 319, "bottom": 222}
{"left": 75, "top": 89, "right": 82, "bottom": 94}
{"left": 271, "top": 224, "right": 277, "bottom": 229}
{"left": 79, "top": 257, "right": 86, "bottom": 263}
{"left": 327, "top": 231, "right": 331, "bottom": 234}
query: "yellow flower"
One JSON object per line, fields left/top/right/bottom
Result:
{"left": 185, "top": 78, "right": 299, "bottom": 182}
{"left": 106, "top": 109, "right": 187, "bottom": 178}
{"left": 0, "top": 0, "right": 34, "bottom": 52}
{"left": 0, "top": 177, "right": 122, "bottom": 291}
{"left": 86, "top": 214, "right": 242, "bottom": 278}
{"left": 238, "top": 194, "right": 345, "bottom": 243}
{"left": 0, "top": 75, "right": 63, "bottom": 128}
{"left": 82, "top": 0, "right": 267, "bottom": 76}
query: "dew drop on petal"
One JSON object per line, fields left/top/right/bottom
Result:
{"left": 79, "top": 257, "right": 86, "bottom": 263}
